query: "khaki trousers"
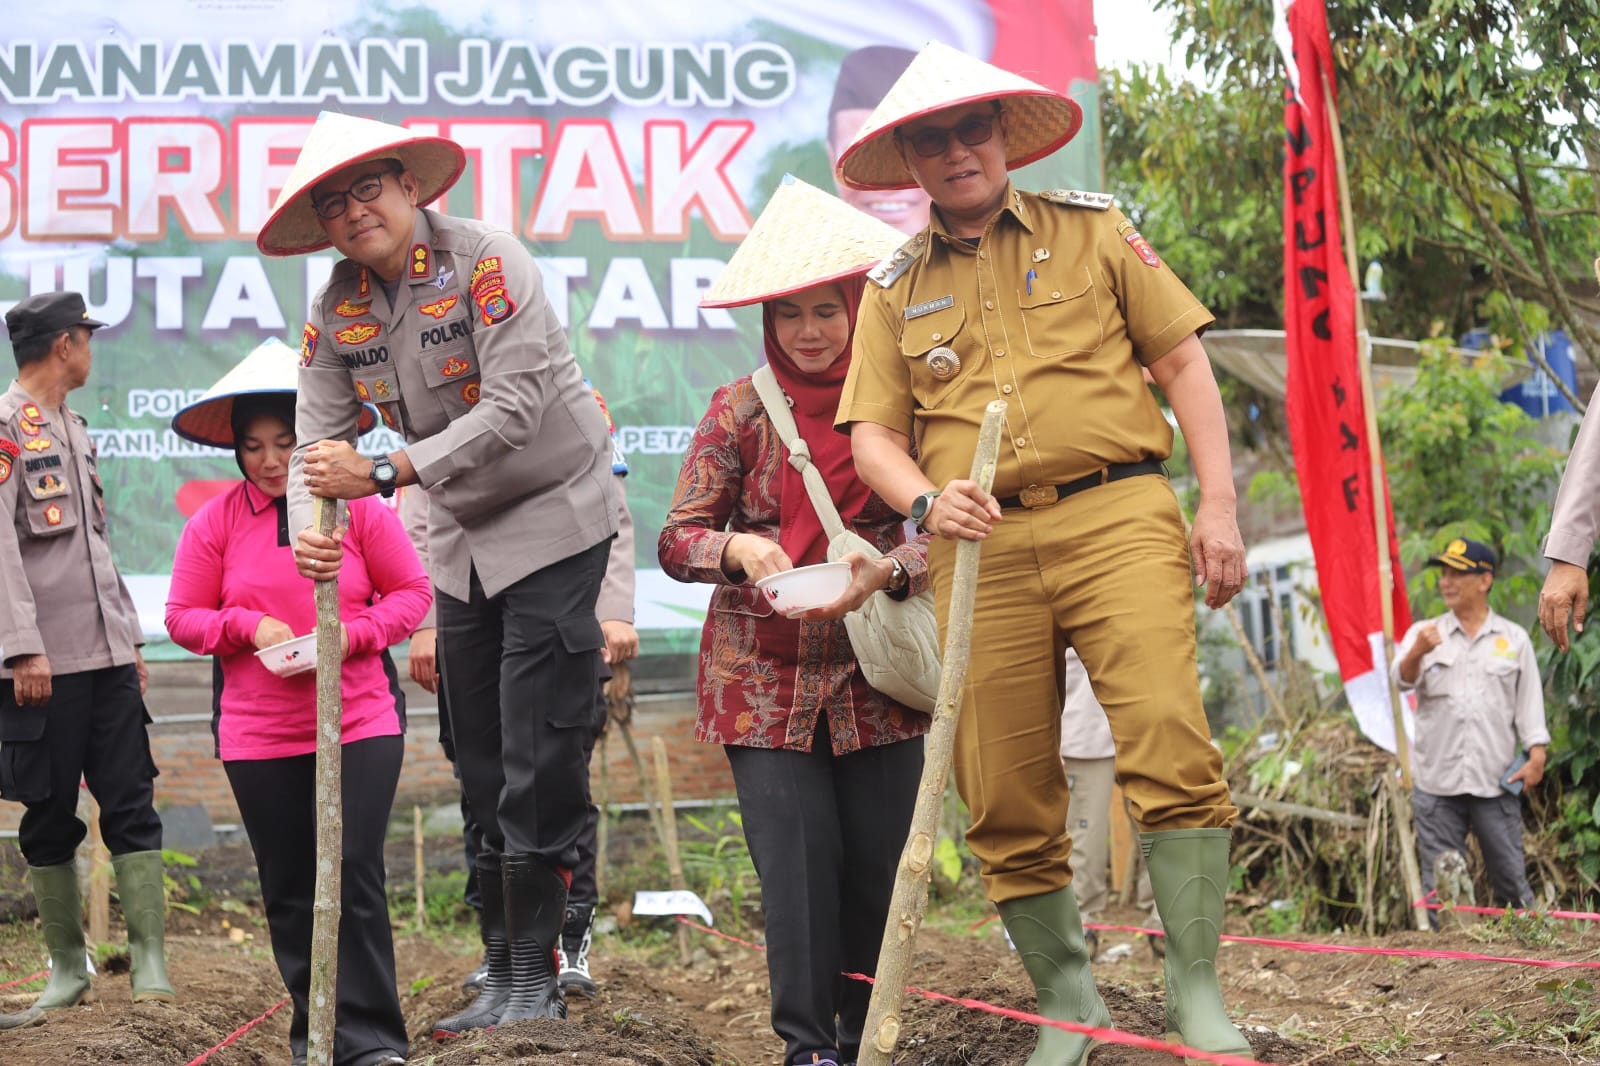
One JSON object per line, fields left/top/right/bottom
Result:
{"left": 929, "top": 475, "right": 1236, "bottom": 903}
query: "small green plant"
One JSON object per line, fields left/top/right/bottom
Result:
{"left": 159, "top": 848, "right": 207, "bottom": 914}
{"left": 1479, "top": 977, "right": 1600, "bottom": 1052}
{"left": 679, "top": 809, "right": 760, "bottom": 933}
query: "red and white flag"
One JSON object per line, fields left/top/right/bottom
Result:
{"left": 1275, "top": 0, "right": 1412, "bottom": 753}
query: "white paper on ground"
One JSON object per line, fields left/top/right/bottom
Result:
{"left": 633, "top": 889, "right": 714, "bottom": 926}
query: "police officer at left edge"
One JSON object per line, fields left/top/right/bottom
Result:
{"left": 0, "top": 291, "right": 173, "bottom": 1028}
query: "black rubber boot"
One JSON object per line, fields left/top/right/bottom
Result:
{"left": 495, "top": 855, "right": 568, "bottom": 1025}
{"left": 432, "top": 859, "right": 511, "bottom": 1039}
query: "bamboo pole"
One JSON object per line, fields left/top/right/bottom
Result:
{"left": 306, "top": 496, "right": 344, "bottom": 1066}
{"left": 859, "top": 400, "right": 1006, "bottom": 1066}
{"left": 1322, "top": 65, "right": 1429, "bottom": 931}
{"left": 414, "top": 805, "right": 425, "bottom": 930}
{"left": 650, "top": 736, "right": 691, "bottom": 966}
{"left": 85, "top": 793, "right": 110, "bottom": 947}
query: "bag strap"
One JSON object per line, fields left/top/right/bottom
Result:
{"left": 751, "top": 365, "right": 849, "bottom": 542}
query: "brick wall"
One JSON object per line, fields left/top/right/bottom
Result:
{"left": 0, "top": 664, "right": 734, "bottom": 834}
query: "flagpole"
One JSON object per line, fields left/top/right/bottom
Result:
{"left": 1321, "top": 63, "right": 1430, "bottom": 930}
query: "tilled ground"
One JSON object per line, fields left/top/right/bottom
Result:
{"left": 1, "top": 841, "right": 1596, "bottom": 1064}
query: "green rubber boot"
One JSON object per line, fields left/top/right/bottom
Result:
{"left": 0, "top": 863, "right": 93, "bottom": 1029}
{"left": 1142, "top": 829, "right": 1252, "bottom": 1061}
{"left": 996, "top": 885, "right": 1112, "bottom": 1066}
{"left": 111, "top": 851, "right": 175, "bottom": 1002}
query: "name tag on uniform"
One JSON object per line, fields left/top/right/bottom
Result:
{"left": 904, "top": 295, "right": 954, "bottom": 320}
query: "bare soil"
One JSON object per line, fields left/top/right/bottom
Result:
{"left": 1, "top": 839, "right": 1596, "bottom": 1065}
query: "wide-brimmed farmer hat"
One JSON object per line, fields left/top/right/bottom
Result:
{"left": 701, "top": 175, "right": 906, "bottom": 309}
{"left": 172, "top": 338, "right": 376, "bottom": 449}
{"left": 256, "top": 111, "right": 466, "bottom": 257}
{"left": 835, "top": 40, "right": 1083, "bottom": 191}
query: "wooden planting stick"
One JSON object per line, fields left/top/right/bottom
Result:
{"left": 859, "top": 400, "right": 1006, "bottom": 1066}
{"left": 651, "top": 735, "right": 691, "bottom": 966}
{"left": 414, "top": 805, "right": 425, "bottom": 929}
{"left": 306, "top": 496, "right": 343, "bottom": 1066}
{"left": 85, "top": 793, "right": 110, "bottom": 947}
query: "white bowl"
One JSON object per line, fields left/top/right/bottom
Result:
{"left": 254, "top": 633, "right": 318, "bottom": 678}
{"left": 755, "top": 562, "right": 852, "bottom": 617}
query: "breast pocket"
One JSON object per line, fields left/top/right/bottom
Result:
{"left": 24, "top": 472, "right": 78, "bottom": 538}
{"left": 898, "top": 302, "right": 970, "bottom": 410}
{"left": 424, "top": 346, "right": 482, "bottom": 419}
{"left": 1019, "top": 265, "right": 1103, "bottom": 358}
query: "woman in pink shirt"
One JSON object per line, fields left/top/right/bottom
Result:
{"left": 164, "top": 342, "right": 429, "bottom": 1066}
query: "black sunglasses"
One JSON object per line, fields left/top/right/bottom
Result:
{"left": 312, "top": 162, "right": 402, "bottom": 221}
{"left": 901, "top": 111, "right": 1002, "bottom": 158}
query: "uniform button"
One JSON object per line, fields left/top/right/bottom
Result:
{"left": 1051, "top": 290, "right": 1062, "bottom": 299}
{"left": 1002, "top": 384, "right": 1014, "bottom": 395}
{"left": 1015, "top": 437, "right": 1028, "bottom": 448}
{"left": 931, "top": 332, "right": 942, "bottom": 341}
{"left": 985, "top": 300, "right": 994, "bottom": 310}
{"left": 994, "top": 349, "right": 1005, "bottom": 357}
{"left": 978, "top": 251, "right": 986, "bottom": 260}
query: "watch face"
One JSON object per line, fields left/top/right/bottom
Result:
{"left": 912, "top": 493, "right": 932, "bottom": 521}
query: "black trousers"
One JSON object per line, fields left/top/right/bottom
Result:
{"left": 726, "top": 728, "right": 924, "bottom": 1065}
{"left": 226, "top": 735, "right": 407, "bottom": 1066}
{"left": 436, "top": 539, "right": 609, "bottom": 868}
{"left": 1414, "top": 788, "right": 1536, "bottom": 909}
{"left": 452, "top": 688, "right": 604, "bottom": 913}
{"left": 0, "top": 664, "right": 162, "bottom": 868}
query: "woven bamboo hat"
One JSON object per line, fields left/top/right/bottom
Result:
{"left": 701, "top": 176, "right": 906, "bottom": 309}
{"left": 172, "top": 338, "right": 377, "bottom": 449}
{"left": 835, "top": 41, "right": 1083, "bottom": 191}
{"left": 256, "top": 111, "right": 466, "bottom": 257}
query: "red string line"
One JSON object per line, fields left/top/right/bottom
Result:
{"left": 675, "top": 916, "right": 1266, "bottom": 1066}
{"left": 183, "top": 996, "right": 291, "bottom": 1066}
{"left": 0, "top": 969, "right": 48, "bottom": 990}
{"left": 1409, "top": 894, "right": 1600, "bottom": 922}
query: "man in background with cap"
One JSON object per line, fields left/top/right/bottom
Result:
{"left": 834, "top": 43, "right": 1248, "bottom": 1064}
{"left": 258, "top": 112, "right": 618, "bottom": 1034}
{"left": 0, "top": 291, "right": 172, "bottom": 1027}
{"left": 1395, "top": 537, "right": 1548, "bottom": 913}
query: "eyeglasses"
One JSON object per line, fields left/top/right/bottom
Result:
{"left": 311, "top": 164, "right": 401, "bottom": 220}
{"left": 901, "top": 112, "right": 1001, "bottom": 158}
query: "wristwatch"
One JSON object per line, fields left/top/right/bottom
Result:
{"left": 370, "top": 455, "right": 399, "bottom": 499}
{"left": 909, "top": 490, "right": 941, "bottom": 531}
{"left": 886, "top": 556, "right": 909, "bottom": 592}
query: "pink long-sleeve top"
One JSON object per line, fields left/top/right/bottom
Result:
{"left": 165, "top": 480, "right": 432, "bottom": 761}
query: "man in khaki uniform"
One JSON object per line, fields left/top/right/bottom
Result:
{"left": 0, "top": 292, "right": 172, "bottom": 1027}
{"left": 257, "top": 113, "right": 618, "bottom": 1033}
{"left": 1397, "top": 537, "right": 1547, "bottom": 912}
{"left": 834, "top": 44, "right": 1249, "bottom": 1064}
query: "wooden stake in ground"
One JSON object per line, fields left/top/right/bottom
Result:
{"left": 413, "top": 805, "right": 425, "bottom": 930}
{"left": 85, "top": 792, "right": 110, "bottom": 947}
{"left": 650, "top": 735, "right": 692, "bottom": 966}
{"left": 306, "top": 496, "right": 344, "bottom": 1066}
{"left": 859, "top": 400, "right": 1006, "bottom": 1066}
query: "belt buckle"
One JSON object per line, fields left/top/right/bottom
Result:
{"left": 1018, "top": 483, "right": 1057, "bottom": 509}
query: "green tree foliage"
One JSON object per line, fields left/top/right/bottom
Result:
{"left": 1106, "top": 1, "right": 1600, "bottom": 371}
{"left": 1376, "top": 341, "right": 1564, "bottom": 619}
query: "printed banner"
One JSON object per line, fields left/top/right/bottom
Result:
{"left": 1275, "top": 0, "right": 1412, "bottom": 751}
{"left": 0, "top": 0, "right": 1099, "bottom": 658}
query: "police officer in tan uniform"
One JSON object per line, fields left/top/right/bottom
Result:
{"left": 0, "top": 292, "right": 172, "bottom": 1028}
{"left": 834, "top": 44, "right": 1249, "bottom": 1064}
{"left": 257, "top": 113, "right": 618, "bottom": 1034}
{"left": 1539, "top": 381, "right": 1600, "bottom": 649}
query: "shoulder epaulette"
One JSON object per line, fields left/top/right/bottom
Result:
{"left": 1039, "top": 189, "right": 1116, "bottom": 211}
{"left": 866, "top": 232, "right": 928, "bottom": 289}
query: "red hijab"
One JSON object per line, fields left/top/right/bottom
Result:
{"left": 762, "top": 276, "right": 873, "bottom": 568}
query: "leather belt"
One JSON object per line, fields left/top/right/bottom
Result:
{"left": 996, "top": 459, "right": 1165, "bottom": 510}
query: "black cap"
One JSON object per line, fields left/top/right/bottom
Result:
{"left": 4, "top": 291, "right": 108, "bottom": 347}
{"left": 1427, "top": 537, "right": 1496, "bottom": 574}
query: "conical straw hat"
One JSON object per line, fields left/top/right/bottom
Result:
{"left": 835, "top": 41, "right": 1083, "bottom": 191}
{"left": 701, "top": 176, "right": 907, "bottom": 308}
{"left": 172, "top": 337, "right": 377, "bottom": 448}
{"left": 256, "top": 111, "right": 466, "bottom": 257}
